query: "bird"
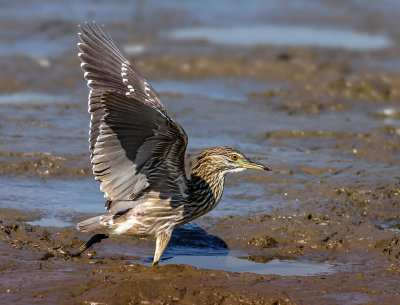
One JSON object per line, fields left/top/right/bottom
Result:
{"left": 73, "top": 22, "right": 271, "bottom": 266}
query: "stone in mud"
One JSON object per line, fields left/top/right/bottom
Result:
{"left": 248, "top": 235, "right": 279, "bottom": 248}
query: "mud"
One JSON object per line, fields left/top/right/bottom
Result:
{"left": 1, "top": 0, "right": 400, "bottom": 304}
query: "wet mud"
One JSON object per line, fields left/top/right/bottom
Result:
{"left": 1, "top": 0, "right": 400, "bottom": 304}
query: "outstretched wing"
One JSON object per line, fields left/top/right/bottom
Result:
{"left": 77, "top": 22, "right": 166, "bottom": 155}
{"left": 77, "top": 22, "right": 188, "bottom": 213}
{"left": 95, "top": 92, "right": 188, "bottom": 209}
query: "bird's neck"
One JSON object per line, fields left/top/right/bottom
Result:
{"left": 189, "top": 162, "right": 226, "bottom": 208}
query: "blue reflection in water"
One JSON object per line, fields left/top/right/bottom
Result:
{"left": 160, "top": 255, "right": 334, "bottom": 276}
{"left": 168, "top": 24, "right": 393, "bottom": 51}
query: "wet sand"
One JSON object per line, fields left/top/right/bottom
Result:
{"left": 1, "top": 0, "right": 400, "bottom": 304}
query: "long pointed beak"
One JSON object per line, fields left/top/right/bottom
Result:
{"left": 240, "top": 159, "right": 271, "bottom": 171}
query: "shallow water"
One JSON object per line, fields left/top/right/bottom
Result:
{"left": 0, "top": 177, "right": 104, "bottom": 218}
{"left": 149, "top": 223, "right": 334, "bottom": 276}
{"left": 0, "top": 92, "right": 69, "bottom": 105}
{"left": 158, "top": 255, "right": 334, "bottom": 276}
{"left": 0, "top": 173, "right": 273, "bottom": 225}
{"left": 167, "top": 24, "right": 394, "bottom": 50}
{"left": 381, "top": 224, "right": 400, "bottom": 233}
{"left": 27, "top": 217, "right": 73, "bottom": 227}
{"left": 152, "top": 78, "right": 281, "bottom": 101}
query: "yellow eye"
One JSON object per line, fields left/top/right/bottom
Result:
{"left": 231, "top": 154, "right": 239, "bottom": 161}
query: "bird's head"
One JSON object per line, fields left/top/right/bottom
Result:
{"left": 192, "top": 146, "right": 271, "bottom": 177}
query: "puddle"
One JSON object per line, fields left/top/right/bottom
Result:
{"left": 27, "top": 217, "right": 73, "bottom": 227}
{"left": 0, "top": 177, "right": 105, "bottom": 218}
{"left": 0, "top": 1, "right": 138, "bottom": 57}
{"left": 148, "top": 224, "right": 333, "bottom": 276}
{"left": 1, "top": 35, "right": 74, "bottom": 58}
{"left": 0, "top": 1, "right": 139, "bottom": 24}
{"left": 381, "top": 224, "right": 400, "bottom": 232}
{"left": 386, "top": 227, "right": 400, "bottom": 232}
{"left": 157, "top": 255, "right": 333, "bottom": 276}
{"left": 361, "top": 58, "right": 400, "bottom": 73}
{"left": 0, "top": 92, "right": 68, "bottom": 105}
{"left": 153, "top": 78, "right": 280, "bottom": 102}
{"left": 167, "top": 24, "right": 394, "bottom": 51}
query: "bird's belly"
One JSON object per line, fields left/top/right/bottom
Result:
{"left": 112, "top": 203, "right": 185, "bottom": 236}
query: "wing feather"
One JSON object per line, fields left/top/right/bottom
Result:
{"left": 78, "top": 22, "right": 166, "bottom": 155}
{"left": 78, "top": 23, "right": 188, "bottom": 213}
{"left": 92, "top": 91, "right": 188, "bottom": 211}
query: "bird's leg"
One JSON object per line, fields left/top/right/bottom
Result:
{"left": 152, "top": 232, "right": 172, "bottom": 266}
{"left": 70, "top": 233, "right": 109, "bottom": 257}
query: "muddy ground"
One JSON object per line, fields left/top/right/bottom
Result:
{"left": 1, "top": 1, "right": 400, "bottom": 304}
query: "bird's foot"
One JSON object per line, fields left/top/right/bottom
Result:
{"left": 152, "top": 261, "right": 159, "bottom": 266}
{"left": 70, "top": 233, "right": 109, "bottom": 257}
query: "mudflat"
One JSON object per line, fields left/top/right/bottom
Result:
{"left": 1, "top": 1, "right": 400, "bottom": 304}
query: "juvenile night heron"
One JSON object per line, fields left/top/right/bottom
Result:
{"left": 74, "top": 22, "right": 270, "bottom": 265}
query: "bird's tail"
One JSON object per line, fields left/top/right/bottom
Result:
{"left": 77, "top": 214, "right": 113, "bottom": 233}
